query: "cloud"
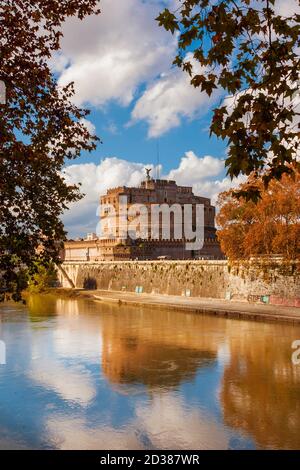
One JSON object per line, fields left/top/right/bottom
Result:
{"left": 62, "top": 152, "right": 244, "bottom": 237}
{"left": 52, "top": 0, "right": 300, "bottom": 141}
{"left": 130, "top": 60, "right": 221, "bottom": 137}
{"left": 54, "top": 0, "right": 176, "bottom": 108}
{"left": 166, "top": 150, "right": 244, "bottom": 204}
{"left": 167, "top": 151, "right": 224, "bottom": 186}
{"left": 53, "top": 1, "right": 223, "bottom": 137}
{"left": 192, "top": 176, "right": 246, "bottom": 205}
{"left": 104, "top": 121, "right": 118, "bottom": 135}
{"left": 80, "top": 118, "right": 96, "bottom": 136}
{"left": 274, "top": 0, "right": 299, "bottom": 16}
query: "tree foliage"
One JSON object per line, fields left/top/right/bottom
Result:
{"left": 157, "top": 0, "right": 300, "bottom": 193}
{"left": 0, "top": 0, "right": 100, "bottom": 300}
{"left": 27, "top": 260, "right": 57, "bottom": 294}
{"left": 216, "top": 170, "right": 300, "bottom": 260}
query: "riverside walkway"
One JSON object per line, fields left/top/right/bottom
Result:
{"left": 90, "top": 289, "right": 300, "bottom": 325}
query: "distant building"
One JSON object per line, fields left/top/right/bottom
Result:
{"left": 86, "top": 232, "right": 97, "bottom": 241}
{"left": 64, "top": 172, "right": 223, "bottom": 261}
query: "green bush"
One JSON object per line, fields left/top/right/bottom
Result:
{"left": 28, "top": 261, "right": 57, "bottom": 293}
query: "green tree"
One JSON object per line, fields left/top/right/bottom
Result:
{"left": 157, "top": 1, "right": 300, "bottom": 196}
{"left": 0, "top": 1, "right": 100, "bottom": 300}
{"left": 27, "top": 261, "right": 57, "bottom": 294}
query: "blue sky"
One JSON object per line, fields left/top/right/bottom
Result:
{"left": 49, "top": 0, "right": 299, "bottom": 236}
{"left": 84, "top": 100, "right": 228, "bottom": 171}
{"left": 53, "top": 0, "right": 242, "bottom": 237}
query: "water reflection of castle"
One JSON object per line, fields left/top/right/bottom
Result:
{"left": 101, "top": 310, "right": 220, "bottom": 389}
{"left": 220, "top": 322, "right": 300, "bottom": 449}
{"left": 27, "top": 297, "right": 300, "bottom": 449}
{"left": 99, "top": 306, "right": 300, "bottom": 449}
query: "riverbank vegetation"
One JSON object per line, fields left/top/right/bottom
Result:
{"left": 27, "top": 261, "right": 58, "bottom": 294}
{"left": 217, "top": 170, "right": 300, "bottom": 262}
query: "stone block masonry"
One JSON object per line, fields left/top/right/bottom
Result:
{"left": 58, "top": 260, "right": 300, "bottom": 307}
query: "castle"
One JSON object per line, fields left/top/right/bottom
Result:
{"left": 63, "top": 171, "right": 223, "bottom": 261}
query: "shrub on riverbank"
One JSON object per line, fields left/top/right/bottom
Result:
{"left": 27, "top": 262, "right": 58, "bottom": 294}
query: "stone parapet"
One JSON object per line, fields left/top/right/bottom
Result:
{"left": 57, "top": 260, "right": 300, "bottom": 307}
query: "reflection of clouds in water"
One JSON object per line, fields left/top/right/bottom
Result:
{"left": 52, "top": 325, "right": 102, "bottom": 362}
{"left": 46, "top": 417, "right": 142, "bottom": 450}
{"left": 217, "top": 343, "right": 231, "bottom": 367}
{"left": 52, "top": 299, "right": 103, "bottom": 361}
{"left": 0, "top": 426, "right": 29, "bottom": 450}
{"left": 28, "top": 318, "right": 102, "bottom": 363}
{"left": 55, "top": 299, "right": 80, "bottom": 317}
{"left": 46, "top": 393, "right": 230, "bottom": 450}
{"left": 28, "top": 361, "right": 96, "bottom": 406}
{"left": 135, "top": 394, "right": 229, "bottom": 450}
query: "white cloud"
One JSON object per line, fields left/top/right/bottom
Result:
{"left": 167, "top": 151, "right": 224, "bottom": 186}
{"left": 52, "top": 0, "right": 300, "bottom": 141}
{"left": 80, "top": 118, "right": 96, "bottom": 136}
{"left": 274, "top": 0, "right": 299, "bottom": 16}
{"left": 53, "top": 1, "right": 223, "bottom": 137}
{"left": 193, "top": 176, "right": 246, "bottom": 205}
{"left": 130, "top": 61, "right": 221, "bottom": 137}
{"left": 55, "top": 0, "right": 176, "bottom": 108}
{"left": 104, "top": 121, "right": 118, "bottom": 135}
{"left": 166, "top": 151, "right": 245, "bottom": 204}
{"left": 126, "top": 0, "right": 299, "bottom": 137}
{"left": 62, "top": 152, "right": 244, "bottom": 237}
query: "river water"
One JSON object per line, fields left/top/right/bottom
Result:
{"left": 0, "top": 294, "right": 300, "bottom": 450}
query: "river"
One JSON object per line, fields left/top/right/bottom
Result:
{"left": 0, "top": 294, "right": 300, "bottom": 450}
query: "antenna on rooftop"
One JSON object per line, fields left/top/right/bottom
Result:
{"left": 156, "top": 141, "right": 160, "bottom": 180}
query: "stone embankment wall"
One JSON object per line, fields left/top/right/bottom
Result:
{"left": 58, "top": 260, "right": 300, "bottom": 307}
